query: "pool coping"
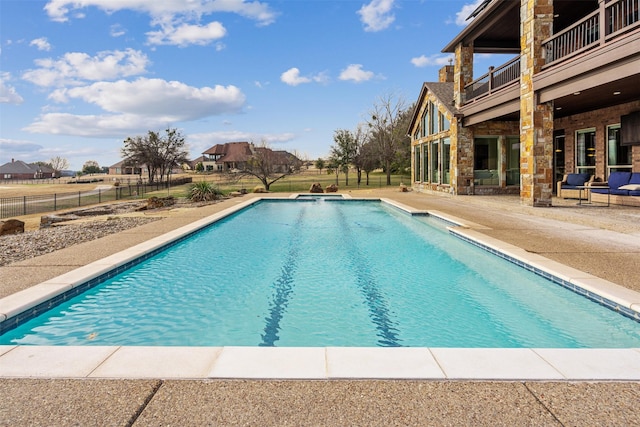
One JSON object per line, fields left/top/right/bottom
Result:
{"left": 1, "top": 195, "right": 640, "bottom": 380}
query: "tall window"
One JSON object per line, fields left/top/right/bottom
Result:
{"left": 421, "top": 144, "right": 429, "bottom": 182}
{"left": 474, "top": 137, "right": 499, "bottom": 186}
{"left": 607, "top": 124, "right": 631, "bottom": 177}
{"left": 430, "top": 140, "right": 439, "bottom": 182}
{"left": 414, "top": 146, "right": 421, "bottom": 182}
{"left": 442, "top": 138, "right": 451, "bottom": 185}
{"left": 506, "top": 137, "right": 520, "bottom": 186}
{"left": 441, "top": 112, "right": 450, "bottom": 132}
{"left": 421, "top": 108, "right": 428, "bottom": 138}
{"left": 554, "top": 133, "right": 565, "bottom": 188}
{"left": 429, "top": 102, "right": 438, "bottom": 135}
{"left": 576, "top": 128, "right": 596, "bottom": 175}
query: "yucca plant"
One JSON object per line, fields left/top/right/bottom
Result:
{"left": 188, "top": 181, "right": 222, "bottom": 202}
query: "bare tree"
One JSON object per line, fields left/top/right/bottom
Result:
{"left": 49, "top": 156, "right": 69, "bottom": 177}
{"left": 367, "top": 92, "right": 408, "bottom": 185}
{"left": 239, "top": 140, "right": 302, "bottom": 191}
{"left": 351, "top": 124, "right": 369, "bottom": 186}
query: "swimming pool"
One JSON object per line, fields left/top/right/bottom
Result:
{"left": 1, "top": 197, "right": 639, "bottom": 348}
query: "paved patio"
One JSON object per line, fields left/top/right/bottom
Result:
{"left": 1, "top": 189, "right": 639, "bottom": 426}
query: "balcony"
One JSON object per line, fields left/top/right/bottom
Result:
{"left": 463, "top": 0, "right": 639, "bottom": 105}
{"left": 543, "top": 0, "right": 639, "bottom": 66}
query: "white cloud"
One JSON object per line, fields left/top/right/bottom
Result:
{"left": 0, "top": 139, "right": 43, "bottom": 154}
{"left": 338, "top": 64, "right": 374, "bottom": 83}
{"left": 110, "top": 24, "right": 126, "bottom": 37}
{"left": 146, "top": 21, "right": 226, "bottom": 46}
{"left": 22, "top": 49, "right": 150, "bottom": 87}
{"left": 30, "top": 37, "right": 52, "bottom": 51}
{"left": 44, "top": 0, "right": 278, "bottom": 26}
{"left": 25, "top": 78, "right": 246, "bottom": 137}
{"left": 455, "top": 1, "right": 484, "bottom": 26}
{"left": 215, "top": 41, "right": 226, "bottom": 51}
{"left": 410, "top": 54, "right": 454, "bottom": 68}
{"left": 280, "top": 68, "right": 327, "bottom": 86}
{"left": 357, "top": 0, "right": 395, "bottom": 32}
{"left": 0, "top": 73, "right": 24, "bottom": 104}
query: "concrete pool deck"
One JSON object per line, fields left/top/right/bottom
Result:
{"left": 1, "top": 189, "right": 640, "bottom": 425}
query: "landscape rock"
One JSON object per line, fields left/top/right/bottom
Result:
{"left": 137, "top": 196, "right": 176, "bottom": 210}
{"left": 40, "top": 214, "right": 78, "bottom": 229}
{"left": 309, "top": 183, "right": 324, "bottom": 193}
{"left": 0, "top": 219, "right": 25, "bottom": 236}
{"left": 325, "top": 184, "right": 338, "bottom": 193}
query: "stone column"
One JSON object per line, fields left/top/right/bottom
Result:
{"left": 453, "top": 42, "right": 474, "bottom": 195}
{"left": 453, "top": 42, "right": 474, "bottom": 108}
{"left": 520, "top": 0, "right": 554, "bottom": 206}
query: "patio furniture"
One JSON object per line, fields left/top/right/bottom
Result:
{"left": 557, "top": 173, "right": 594, "bottom": 199}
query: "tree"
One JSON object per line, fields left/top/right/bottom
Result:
{"left": 122, "top": 128, "right": 189, "bottom": 183}
{"left": 314, "top": 158, "right": 325, "bottom": 175}
{"left": 239, "top": 140, "right": 302, "bottom": 191}
{"left": 367, "top": 92, "right": 408, "bottom": 185}
{"left": 82, "top": 160, "right": 101, "bottom": 175}
{"left": 195, "top": 162, "right": 204, "bottom": 172}
{"left": 350, "top": 124, "right": 369, "bottom": 186}
{"left": 359, "top": 141, "right": 380, "bottom": 185}
{"left": 330, "top": 129, "right": 359, "bottom": 186}
{"left": 49, "top": 156, "right": 69, "bottom": 177}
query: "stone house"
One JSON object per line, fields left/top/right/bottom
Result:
{"left": 200, "top": 142, "right": 299, "bottom": 173}
{"left": 409, "top": 0, "right": 640, "bottom": 206}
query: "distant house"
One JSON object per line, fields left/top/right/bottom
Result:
{"left": 108, "top": 159, "right": 143, "bottom": 176}
{"left": 199, "top": 142, "right": 300, "bottom": 173}
{"left": 0, "top": 159, "right": 55, "bottom": 180}
{"left": 201, "top": 141, "right": 253, "bottom": 172}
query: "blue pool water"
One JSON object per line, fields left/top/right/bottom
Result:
{"left": 2, "top": 199, "right": 640, "bottom": 347}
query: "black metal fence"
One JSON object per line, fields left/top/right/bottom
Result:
{"left": 0, "top": 177, "right": 192, "bottom": 219}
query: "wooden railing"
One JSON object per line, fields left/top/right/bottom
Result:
{"left": 543, "top": 0, "right": 639, "bottom": 65}
{"left": 462, "top": 0, "right": 638, "bottom": 104}
{"left": 464, "top": 56, "right": 520, "bottom": 102}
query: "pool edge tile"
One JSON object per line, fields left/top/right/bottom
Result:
{"left": 533, "top": 348, "right": 640, "bottom": 380}
{"left": 0, "top": 283, "right": 72, "bottom": 320}
{"left": 326, "top": 347, "right": 445, "bottom": 379}
{"left": 89, "top": 346, "right": 223, "bottom": 379}
{"left": 430, "top": 348, "right": 565, "bottom": 380}
{"left": 0, "top": 346, "right": 118, "bottom": 378}
{"left": 209, "top": 347, "right": 326, "bottom": 379}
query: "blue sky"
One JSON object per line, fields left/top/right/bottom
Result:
{"left": 0, "top": 0, "right": 488, "bottom": 171}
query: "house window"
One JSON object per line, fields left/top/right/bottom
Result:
{"left": 421, "top": 109, "right": 428, "bottom": 138}
{"left": 429, "top": 102, "right": 438, "bottom": 135}
{"left": 414, "top": 146, "right": 421, "bottom": 182}
{"left": 606, "top": 124, "right": 631, "bottom": 177}
{"left": 576, "top": 128, "right": 596, "bottom": 176}
{"left": 430, "top": 140, "right": 439, "bottom": 182}
{"left": 441, "top": 112, "right": 450, "bottom": 132}
{"left": 506, "top": 137, "right": 520, "bottom": 186}
{"left": 442, "top": 138, "right": 451, "bottom": 185}
{"left": 421, "top": 143, "right": 429, "bottom": 182}
{"left": 474, "top": 137, "right": 499, "bottom": 186}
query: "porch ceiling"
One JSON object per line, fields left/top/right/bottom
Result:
{"left": 442, "top": 0, "right": 598, "bottom": 54}
{"left": 552, "top": 74, "right": 640, "bottom": 119}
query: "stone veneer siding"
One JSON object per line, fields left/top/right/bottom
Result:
{"left": 520, "top": 0, "right": 554, "bottom": 207}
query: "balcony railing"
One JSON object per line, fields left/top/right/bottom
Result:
{"left": 543, "top": 0, "right": 639, "bottom": 65}
{"left": 464, "top": 56, "right": 521, "bottom": 103}
{"left": 462, "top": 0, "right": 638, "bottom": 104}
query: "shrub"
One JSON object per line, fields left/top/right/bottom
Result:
{"left": 188, "top": 181, "right": 222, "bottom": 202}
